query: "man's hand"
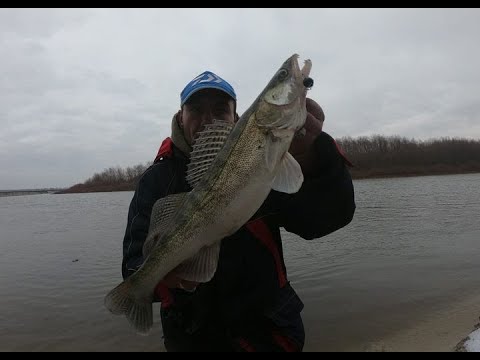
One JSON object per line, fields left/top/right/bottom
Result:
{"left": 289, "top": 98, "right": 325, "bottom": 175}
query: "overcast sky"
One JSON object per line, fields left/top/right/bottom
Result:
{"left": 1, "top": 8, "right": 479, "bottom": 189}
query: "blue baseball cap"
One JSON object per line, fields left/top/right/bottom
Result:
{"left": 180, "top": 71, "right": 236, "bottom": 106}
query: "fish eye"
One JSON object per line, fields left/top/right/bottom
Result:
{"left": 277, "top": 69, "right": 288, "bottom": 81}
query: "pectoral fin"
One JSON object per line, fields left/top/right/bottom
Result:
{"left": 271, "top": 152, "right": 304, "bottom": 194}
{"left": 172, "top": 242, "right": 221, "bottom": 283}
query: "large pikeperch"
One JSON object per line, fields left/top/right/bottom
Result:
{"left": 104, "top": 54, "right": 313, "bottom": 334}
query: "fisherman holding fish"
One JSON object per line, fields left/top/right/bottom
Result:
{"left": 111, "top": 55, "right": 356, "bottom": 351}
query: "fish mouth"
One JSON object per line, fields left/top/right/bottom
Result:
{"left": 300, "top": 58, "right": 312, "bottom": 79}
{"left": 289, "top": 54, "right": 313, "bottom": 92}
{"left": 291, "top": 54, "right": 312, "bottom": 80}
{"left": 301, "top": 58, "right": 313, "bottom": 88}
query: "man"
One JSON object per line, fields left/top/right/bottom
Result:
{"left": 122, "top": 70, "right": 355, "bottom": 352}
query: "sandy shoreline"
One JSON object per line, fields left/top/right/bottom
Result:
{"left": 359, "top": 292, "right": 480, "bottom": 352}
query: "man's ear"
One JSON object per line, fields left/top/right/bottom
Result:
{"left": 176, "top": 109, "right": 183, "bottom": 129}
{"left": 235, "top": 112, "right": 240, "bottom": 122}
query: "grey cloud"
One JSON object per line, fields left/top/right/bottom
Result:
{"left": 1, "top": 8, "right": 480, "bottom": 189}
{"left": 0, "top": 8, "right": 91, "bottom": 39}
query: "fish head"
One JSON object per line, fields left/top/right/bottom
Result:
{"left": 254, "top": 54, "right": 312, "bottom": 134}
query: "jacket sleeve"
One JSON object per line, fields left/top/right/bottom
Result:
{"left": 268, "top": 131, "right": 356, "bottom": 240}
{"left": 121, "top": 161, "right": 175, "bottom": 280}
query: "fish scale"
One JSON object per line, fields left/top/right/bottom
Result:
{"left": 104, "top": 54, "right": 313, "bottom": 334}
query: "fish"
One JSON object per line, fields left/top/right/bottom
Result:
{"left": 104, "top": 53, "right": 313, "bottom": 334}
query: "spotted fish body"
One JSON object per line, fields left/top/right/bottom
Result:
{"left": 104, "top": 54, "right": 312, "bottom": 334}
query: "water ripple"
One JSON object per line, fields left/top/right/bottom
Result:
{"left": 1, "top": 176, "right": 480, "bottom": 351}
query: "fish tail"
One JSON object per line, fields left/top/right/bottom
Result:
{"left": 104, "top": 280, "right": 153, "bottom": 335}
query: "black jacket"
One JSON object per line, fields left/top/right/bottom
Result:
{"left": 122, "top": 132, "right": 356, "bottom": 352}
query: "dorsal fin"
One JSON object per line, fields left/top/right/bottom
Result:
{"left": 143, "top": 193, "right": 187, "bottom": 257}
{"left": 186, "top": 119, "right": 234, "bottom": 188}
{"left": 143, "top": 192, "right": 222, "bottom": 283}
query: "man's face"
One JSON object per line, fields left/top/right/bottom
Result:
{"left": 179, "top": 89, "right": 236, "bottom": 145}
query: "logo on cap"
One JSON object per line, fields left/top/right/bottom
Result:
{"left": 180, "top": 71, "right": 236, "bottom": 106}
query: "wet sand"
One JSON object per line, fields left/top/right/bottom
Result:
{"left": 359, "top": 293, "right": 480, "bottom": 352}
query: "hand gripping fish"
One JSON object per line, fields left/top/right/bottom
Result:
{"left": 104, "top": 54, "right": 313, "bottom": 334}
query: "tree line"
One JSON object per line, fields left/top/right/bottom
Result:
{"left": 336, "top": 135, "right": 480, "bottom": 178}
{"left": 59, "top": 135, "right": 480, "bottom": 193}
{"left": 59, "top": 162, "right": 152, "bottom": 193}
